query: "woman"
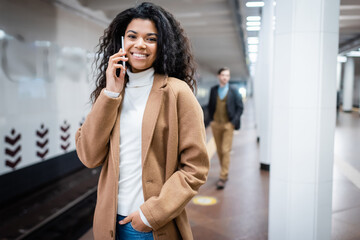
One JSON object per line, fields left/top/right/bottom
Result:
{"left": 75, "top": 2, "right": 209, "bottom": 240}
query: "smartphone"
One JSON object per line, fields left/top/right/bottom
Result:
{"left": 121, "top": 36, "right": 125, "bottom": 68}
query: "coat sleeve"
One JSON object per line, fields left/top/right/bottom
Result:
{"left": 75, "top": 89, "right": 122, "bottom": 168}
{"left": 140, "top": 84, "right": 210, "bottom": 231}
{"left": 232, "top": 88, "right": 244, "bottom": 130}
{"left": 207, "top": 86, "right": 216, "bottom": 122}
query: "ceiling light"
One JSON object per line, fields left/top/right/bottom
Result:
{"left": 247, "top": 16, "right": 261, "bottom": 21}
{"left": 337, "top": 55, "right": 347, "bottom": 62}
{"left": 248, "top": 37, "right": 259, "bottom": 44}
{"left": 246, "top": 2, "right": 265, "bottom": 7}
{"left": 247, "top": 26, "right": 261, "bottom": 31}
{"left": 340, "top": 5, "right": 360, "bottom": 10}
{"left": 249, "top": 53, "right": 258, "bottom": 62}
{"left": 248, "top": 45, "right": 258, "bottom": 52}
{"left": 346, "top": 51, "right": 360, "bottom": 57}
{"left": 246, "top": 22, "right": 261, "bottom": 26}
{"left": 339, "top": 16, "right": 360, "bottom": 20}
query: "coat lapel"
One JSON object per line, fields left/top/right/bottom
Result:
{"left": 141, "top": 74, "right": 167, "bottom": 167}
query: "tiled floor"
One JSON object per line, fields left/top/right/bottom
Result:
{"left": 332, "top": 110, "right": 360, "bottom": 240}
{"left": 186, "top": 99, "right": 268, "bottom": 240}
{"left": 80, "top": 100, "right": 360, "bottom": 240}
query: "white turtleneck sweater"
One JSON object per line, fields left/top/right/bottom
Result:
{"left": 104, "top": 67, "right": 154, "bottom": 228}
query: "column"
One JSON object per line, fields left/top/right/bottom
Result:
{"left": 268, "top": 0, "right": 340, "bottom": 239}
{"left": 336, "top": 61, "right": 342, "bottom": 92}
{"left": 342, "top": 57, "right": 354, "bottom": 112}
{"left": 253, "top": 0, "right": 275, "bottom": 169}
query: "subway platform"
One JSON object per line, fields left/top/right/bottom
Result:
{"left": 79, "top": 99, "right": 360, "bottom": 240}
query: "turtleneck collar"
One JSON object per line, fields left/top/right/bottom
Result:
{"left": 126, "top": 67, "right": 155, "bottom": 88}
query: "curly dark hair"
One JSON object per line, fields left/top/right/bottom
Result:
{"left": 90, "top": 2, "right": 197, "bottom": 103}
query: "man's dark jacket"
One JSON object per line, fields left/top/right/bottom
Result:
{"left": 207, "top": 85, "right": 244, "bottom": 130}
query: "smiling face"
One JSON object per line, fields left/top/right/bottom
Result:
{"left": 124, "top": 18, "right": 158, "bottom": 73}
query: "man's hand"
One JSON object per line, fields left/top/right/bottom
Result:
{"left": 119, "top": 210, "right": 152, "bottom": 232}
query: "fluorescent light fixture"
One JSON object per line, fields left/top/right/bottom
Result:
{"left": 346, "top": 51, "right": 360, "bottom": 57}
{"left": 340, "top": 5, "right": 360, "bottom": 10}
{"left": 339, "top": 16, "right": 360, "bottom": 20}
{"left": 247, "top": 26, "right": 261, "bottom": 31}
{"left": 337, "top": 55, "right": 347, "bottom": 62}
{"left": 249, "top": 53, "right": 258, "bottom": 62}
{"left": 246, "top": 1, "right": 265, "bottom": 7}
{"left": 246, "top": 21, "right": 261, "bottom": 26}
{"left": 248, "top": 37, "right": 259, "bottom": 44}
{"left": 248, "top": 45, "right": 258, "bottom": 52}
{"left": 247, "top": 16, "right": 261, "bottom": 21}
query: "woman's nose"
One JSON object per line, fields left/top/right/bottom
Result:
{"left": 135, "top": 38, "right": 146, "bottom": 49}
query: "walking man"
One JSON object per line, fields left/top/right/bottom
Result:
{"left": 207, "top": 67, "right": 243, "bottom": 189}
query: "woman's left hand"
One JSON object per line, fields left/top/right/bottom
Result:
{"left": 119, "top": 210, "right": 152, "bottom": 232}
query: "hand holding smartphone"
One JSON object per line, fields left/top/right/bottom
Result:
{"left": 106, "top": 35, "right": 127, "bottom": 92}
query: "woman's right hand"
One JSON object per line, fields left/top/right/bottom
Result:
{"left": 105, "top": 48, "right": 128, "bottom": 93}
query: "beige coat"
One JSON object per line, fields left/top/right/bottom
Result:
{"left": 75, "top": 74, "right": 209, "bottom": 240}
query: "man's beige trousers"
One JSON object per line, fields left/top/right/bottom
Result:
{"left": 210, "top": 121, "right": 234, "bottom": 181}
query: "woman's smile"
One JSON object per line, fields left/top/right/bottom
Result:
{"left": 131, "top": 52, "right": 150, "bottom": 60}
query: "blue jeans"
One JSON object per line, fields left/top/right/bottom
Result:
{"left": 116, "top": 215, "right": 154, "bottom": 240}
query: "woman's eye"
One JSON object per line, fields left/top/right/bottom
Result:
{"left": 127, "top": 35, "right": 136, "bottom": 40}
{"left": 147, "top": 38, "right": 157, "bottom": 42}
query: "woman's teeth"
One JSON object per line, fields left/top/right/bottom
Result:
{"left": 133, "top": 53, "right": 147, "bottom": 58}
